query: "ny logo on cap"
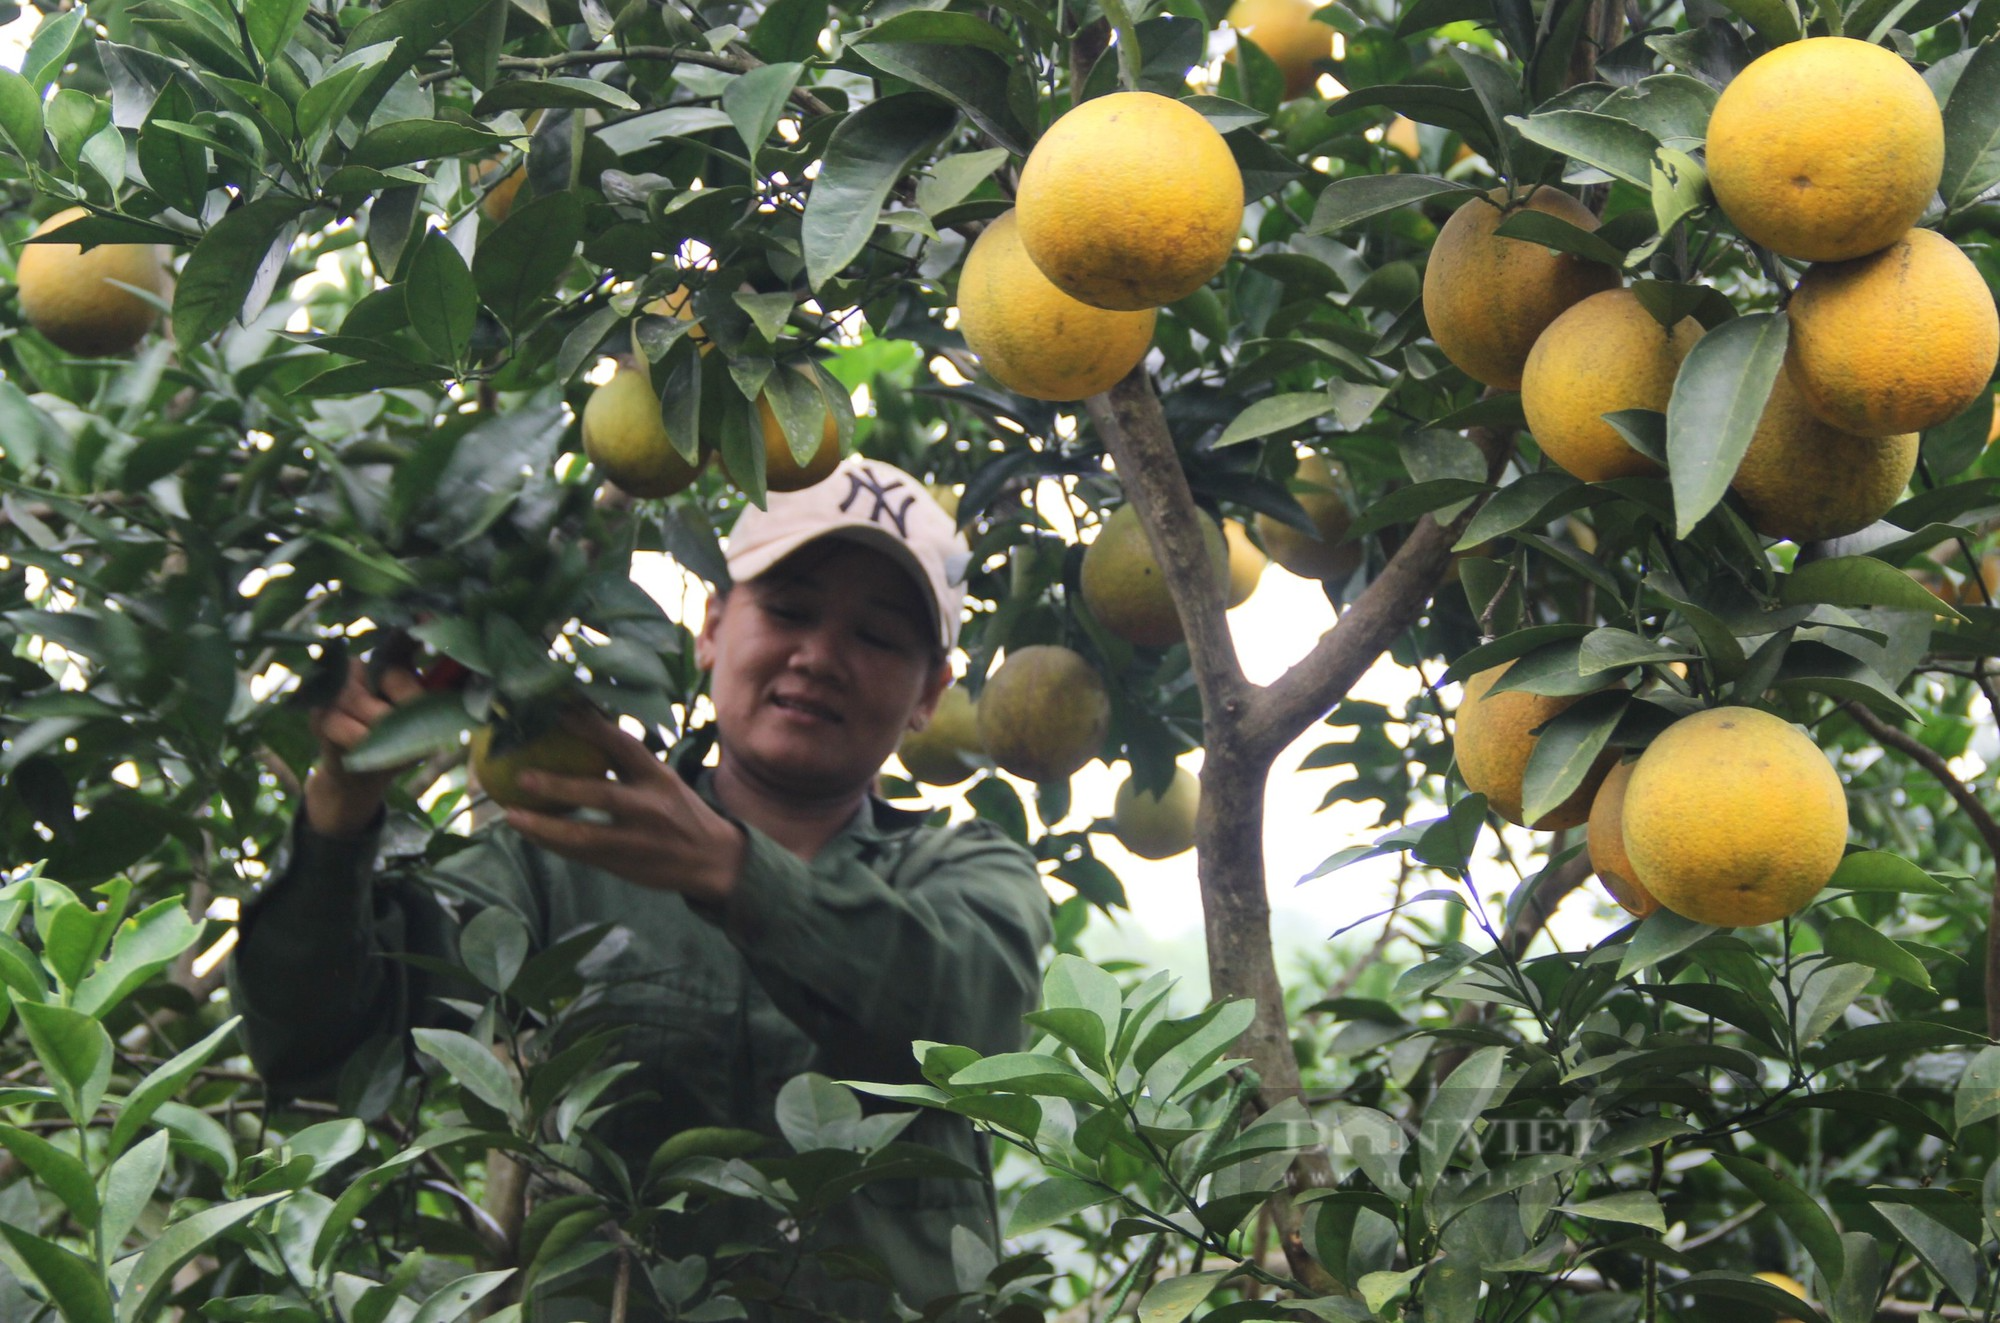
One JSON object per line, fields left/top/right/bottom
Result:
{"left": 839, "top": 465, "right": 917, "bottom": 538}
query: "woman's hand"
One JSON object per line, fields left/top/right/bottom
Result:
{"left": 304, "top": 657, "right": 427, "bottom": 839}
{"left": 501, "top": 709, "right": 747, "bottom": 905}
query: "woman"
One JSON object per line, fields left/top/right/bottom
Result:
{"left": 230, "top": 457, "right": 1051, "bottom": 1320}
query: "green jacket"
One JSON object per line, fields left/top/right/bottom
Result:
{"left": 228, "top": 778, "right": 1051, "bottom": 1319}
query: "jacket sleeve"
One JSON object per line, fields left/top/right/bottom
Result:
{"left": 699, "top": 818, "right": 1053, "bottom": 1083}
{"left": 226, "top": 811, "right": 544, "bottom": 1099}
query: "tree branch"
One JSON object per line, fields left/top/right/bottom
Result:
{"left": 1503, "top": 847, "right": 1592, "bottom": 959}
{"left": 1842, "top": 701, "right": 2000, "bottom": 1037}
{"left": 1242, "top": 428, "right": 1514, "bottom": 762}
{"left": 1084, "top": 370, "right": 1250, "bottom": 717}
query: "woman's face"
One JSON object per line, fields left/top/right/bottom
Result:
{"left": 696, "top": 540, "right": 949, "bottom": 802}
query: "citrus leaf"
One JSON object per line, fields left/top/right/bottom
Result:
{"left": 173, "top": 198, "right": 307, "bottom": 349}
{"left": 1666, "top": 310, "right": 1787, "bottom": 537}
{"left": 0, "top": 1223, "right": 109, "bottom": 1323}
{"left": 1307, "top": 173, "right": 1480, "bottom": 234}
{"left": 1519, "top": 689, "right": 1627, "bottom": 826}
{"left": 1006, "top": 1176, "right": 1114, "bottom": 1235}
{"left": 1216, "top": 392, "right": 1335, "bottom": 447}
{"left": 1561, "top": 1190, "right": 1667, "bottom": 1231}
{"left": 1715, "top": 1153, "right": 1844, "bottom": 1286}
{"left": 1823, "top": 915, "right": 1934, "bottom": 990}
{"left": 1137, "top": 1269, "right": 1235, "bottom": 1323}
{"left": 1505, "top": 109, "right": 1661, "bottom": 187}
{"left": 1783, "top": 554, "right": 1964, "bottom": 618}
{"left": 114, "top": 1194, "right": 287, "bottom": 1322}
{"left": 1826, "top": 850, "right": 1950, "bottom": 895}
{"left": 801, "top": 93, "right": 956, "bottom": 289}
{"left": 1941, "top": 39, "right": 2000, "bottom": 210}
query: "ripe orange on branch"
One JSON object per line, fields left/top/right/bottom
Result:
{"left": 1620, "top": 706, "right": 1848, "bottom": 927}
{"left": 956, "top": 210, "right": 1156, "bottom": 402}
{"left": 1785, "top": 227, "right": 2000, "bottom": 437}
{"left": 1015, "top": 91, "right": 1245, "bottom": 311}
{"left": 17, "top": 207, "right": 171, "bottom": 356}
{"left": 1226, "top": 0, "right": 1335, "bottom": 100}
{"left": 1522, "top": 288, "right": 1701, "bottom": 482}
{"left": 1454, "top": 661, "right": 1613, "bottom": 831}
{"left": 1730, "top": 369, "right": 1917, "bottom": 543}
{"left": 1422, "top": 187, "right": 1620, "bottom": 390}
{"left": 1706, "top": 37, "right": 1943, "bottom": 263}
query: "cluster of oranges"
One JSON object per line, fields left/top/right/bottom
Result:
{"left": 1432, "top": 37, "right": 2000, "bottom": 929}
{"left": 956, "top": 90, "right": 1245, "bottom": 402}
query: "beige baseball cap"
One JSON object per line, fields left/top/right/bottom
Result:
{"left": 723, "top": 456, "right": 972, "bottom": 652}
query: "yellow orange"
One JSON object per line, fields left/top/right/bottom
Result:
{"left": 1016, "top": 91, "right": 1244, "bottom": 311}
{"left": 1706, "top": 38, "right": 1942, "bottom": 263}
{"left": 1587, "top": 759, "right": 1658, "bottom": 918}
{"left": 16, "top": 207, "right": 169, "bottom": 356}
{"left": 1422, "top": 187, "right": 1621, "bottom": 390}
{"left": 1522, "top": 288, "right": 1701, "bottom": 482}
{"left": 1786, "top": 227, "right": 1999, "bottom": 437}
{"left": 1455, "top": 661, "right": 1612, "bottom": 830}
{"left": 1226, "top": 0, "right": 1334, "bottom": 99}
{"left": 957, "top": 210, "right": 1156, "bottom": 401}
{"left": 1622, "top": 707, "right": 1848, "bottom": 927}
{"left": 1731, "top": 369, "right": 1916, "bottom": 542}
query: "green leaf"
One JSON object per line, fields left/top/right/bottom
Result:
{"left": 802, "top": 93, "right": 956, "bottom": 289}
{"left": 409, "top": 1270, "right": 516, "bottom": 1323}
{"left": 404, "top": 231, "right": 478, "bottom": 367}
{"left": 1822, "top": 915, "right": 1933, "bottom": 990}
{"left": 72, "top": 897, "right": 203, "bottom": 1019}
{"left": 108, "top": 1017, "right": 240, "bottom": 1156}
{"left": 114, "top": 1194, "right": 287, "bottom": 1323}
{"left": 1007, "top": 1176, "right": 1115, "bottom": 1235}
{"left": 22, "top": 8, "right": 85, "bottom": 92}
{"left": 1666, "top": 310, "right": 1788, "bottom": 537}
{"left": 1826, "top": 851, "right": 1949, "bottom": 895}
{"left": 722, "top": 62, "right": 802, "bottom": 163}
{"left": 342, "top": 690, "right": 473, "bottom": 774}
{"left": 0, "top": 1222, "right": 109, "bottom": 1323}
{"left": 1505, "top": 110, "right": 1661, "bottom": 187}
{"left": 1783, "top": 555, "right": 1962, "bottom": 617}
{"left": 1677, "top": 1273, "right": 1830, "bottom": 1323}
{"left": 949, "top": 1052, "right": 1106, "bottom": 1103}
{"left": 473, "top": 191, "right": 584, "bottom": 329}
{"left": 1561, "top": 1190, "right": 1667, "bottom": 1231}
{"left": 1871, "top": 1201, "right": 1980, "bottom": 1306}
{"left": 1519, "top": 690, "right": 1626, "bottom": 826}
{"left": 1616, "top": 908, "right": 1716, "bottom": 978}
{"left": 472, "top": 76, "right": 637, "bottom": 114}
{"left": 174, "top": 198, "right": 308, "bottom": 349}
{"left": 459, "top": 908, "right": 531, "bottom": 995}
{"left": 916, "top": 147, "right": 1009, "bottom": 215}
{"left": 348, "top": 118, "right": 511, "bottom": 170}
{"left": 0, "top": 1125, "right": 98, "bottom": 1227}
{"left": 246, "top": 0, "right": 312, "bottom": 60}
{"left": 101, "top": 1131, "right": 169, "bottom": 1259}
{"left": 848, "top": 36, "right": 1027, "bottom": 156}
{"left": 1307, "top": 174, "right": 1481, "bottom": 235}
{"left": 1420, "top": 1044, "right": 1507, "bottom": 1186}
{"left": 294, "top": 39, "right": 396, "bottom": 150}
{"left": 0, "top": 70, "right": 43, "bottom": 158}
{"left": 1795, "top": 1089, "right": 1952, "bottom": 1144}
{"left": 1710, "top": 0, "right": 1801, "bottom": 41}
{"left": 775, "top": 1073, "right": 862, "bottom": 1152}
{"left": 1942, "top": 40, "right": 2000, "bottom": 210}
{"left": 1715, "top": 1154, "right": 1844, "bottom": 1287}
{"left": 412, "top": 1028, "right": 523, "bottom": 1123}
{"left": 1217, "top": 392, "right": 1337, "bottom": 447}
{"left": 15, "top": 1000, "right": 112, "bottom": 1127}
{"left": 1138, "top": 1268, "right": 1235, "bottom": 1323}
{"left": 1493, "top": 208, "right": 1629, "bottom": 267}
{"left": 1038, "top": 955, "right": 1122, "bottom": 1069}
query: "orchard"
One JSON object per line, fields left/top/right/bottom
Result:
{"left": 0, "top": 0, "right": 1997, "bottom": 1314}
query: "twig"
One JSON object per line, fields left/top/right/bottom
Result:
{"left": 1841, "top": 701, "right": 2000, "bottom": 1036}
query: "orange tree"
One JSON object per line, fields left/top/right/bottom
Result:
{"left": 1, "top": 0, "right": 1999, "bottom": 1315}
